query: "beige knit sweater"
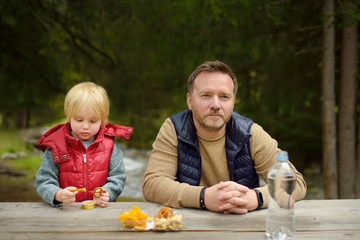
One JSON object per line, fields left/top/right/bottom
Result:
{"left": 142, "top": 118, "right": 307, "bottom": 209}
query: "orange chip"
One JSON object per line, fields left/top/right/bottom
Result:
{"left": 118, "top": 205, "right": 148, "bottom": 230}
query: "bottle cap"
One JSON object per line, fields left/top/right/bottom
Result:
{"left": 276, "top": 151, "right": 289, "bottom": 161}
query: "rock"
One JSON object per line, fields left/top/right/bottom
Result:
{"left": 19, "top": 127, "right": 50, "bottom": 146}
{"left": 0, "top": 163, "right": 26, "bottom": 177}
{"left": 1, "top": 152, "right": 27, "bottom": 160}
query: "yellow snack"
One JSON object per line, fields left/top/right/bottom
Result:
{"left": 154, "top": 214, "right": 183, "bottom": 231}
{"left": 82, "top": 200, "right": 95, "bottom": 210}
{"left": 118, "top": 206, "right": 148, "bottom": 230}
{"left": 154, "top": 207, "right": 183, "bottom": 231}
{"left": 70, "top": 188, "right": 86, "bottom": 192}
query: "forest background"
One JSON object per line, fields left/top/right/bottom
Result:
{"left": 0, "top": 0, "right": 359, "bottom": 200}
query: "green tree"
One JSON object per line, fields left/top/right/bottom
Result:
{"left": 0, "top": 0, "right": 348, "bottom": 184}
{"left": 0, "top": 0, "right": 65, "bottom": 128}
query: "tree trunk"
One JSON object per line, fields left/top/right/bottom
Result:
{"left": 338, "top": 0, "right": 358, "bottom": 199}
{"left": 357, "top": 108, "right": 360, "bottom": 198}
{"left": 321, "top": 0, "right": 338, "bottom": 199}
{"left": 15, "top": 109, "right": 30, "bottom": 129}
{"left": 1, "top": 110, "right": 9, "bottom": 128}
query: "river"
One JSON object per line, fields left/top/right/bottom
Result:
{"left": 121, "top": 147, "right": 151, "bottom": 200}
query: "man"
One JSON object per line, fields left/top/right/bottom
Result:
{"left": 142, "top": 60, "right": 306, "bottom": 214}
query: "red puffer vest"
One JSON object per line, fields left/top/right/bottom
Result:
{"left": 38, "top": 122, "right": 133, "bottom": 202}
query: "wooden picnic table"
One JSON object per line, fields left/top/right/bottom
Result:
{"left": 1, "top": 199, "right": 359, "bottom": 239}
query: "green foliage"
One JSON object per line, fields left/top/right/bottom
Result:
{"left": 11, "top": 155, "right": 42, "bottom": 177}
{"left": 0, "top": 0, "right": 343, "bottom": 166}
{"left": 336, "top": 0, "right": 360, "bottom": 27}
{"left": 0, "top": 129, "right": 42, "bottom": 177}
{"left": 0, "top": 129, "right": 28, "bottom": 154}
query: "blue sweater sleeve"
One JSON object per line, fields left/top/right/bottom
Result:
{"left": 102, "top": 142, "right": 127, "bottom": 201}
{"left": 35, "top": 149, "right": 62, "bottom": 207}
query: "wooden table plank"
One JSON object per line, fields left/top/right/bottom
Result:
{"left": 1, "top": 200, "right": 359, "bottom": 239}
{"left": 294, "top": 199, "right": 360, "bottom": 231}
{"left": 1, "top": 231, "right": 360, "bottom": 240}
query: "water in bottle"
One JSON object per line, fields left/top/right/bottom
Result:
{"left": 266, "top": 151, "right": 296, "bottom": 240}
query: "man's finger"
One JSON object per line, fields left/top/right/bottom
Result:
{"left": 217, "top": 181, "right": 249, "bottom": 193}
{"left": 224, "top": 207, "right": 248, "bottom": 215}
{"left": 219, "top": 190, "right": 242, "bottom": 200}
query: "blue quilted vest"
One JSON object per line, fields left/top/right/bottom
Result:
{"left": 170, "top": 109, "right": 259, "bottom": 189}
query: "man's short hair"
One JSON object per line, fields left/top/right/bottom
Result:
{"left": 187, "top": 60, "right": 238, "bottom": 97}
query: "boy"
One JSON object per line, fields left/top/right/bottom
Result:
{"left": 36, "top": 82, "right": 133, "bottom": 207}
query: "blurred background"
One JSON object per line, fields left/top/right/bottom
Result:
{"left": 0, "top": 0, "right": 359, "bottom": 202}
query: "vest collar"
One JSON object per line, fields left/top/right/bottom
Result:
{"left": 177, "top": 110, "right": 252, "bottom": 150}
{"left": 177, "top": 110, "right": 199, "bottom": 147}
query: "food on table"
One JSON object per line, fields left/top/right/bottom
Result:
{"left": 118, "top": 205, "right": 150, "bottom": 230}
{"left": 154, "top": 212, "right": 183, "bottom": 231}
{"left": 157, "top": 207, "right": 174, "bottom": 218}
{"left": 82, "top": 200, "right": 95, "bottom": 210}
{"left": 118, "top": 206, "right": 183, "bottom": 231}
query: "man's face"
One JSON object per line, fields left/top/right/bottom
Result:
{"left": 187, "top": 71, "right": 235, "bottom": 138}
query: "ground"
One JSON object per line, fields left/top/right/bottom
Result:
{"left": 0, "top": 162, "right": 41, "bottom": 202}
{"left": 0, "top": 175, "right": 41, "bottom": 202}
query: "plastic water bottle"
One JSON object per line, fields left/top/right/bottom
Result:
{"left": 266, "top": 151, "right": 296, "bottom": 240}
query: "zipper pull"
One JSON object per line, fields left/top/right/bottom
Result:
{"left": 83, "top": 154, "right": 87, "bottom": 163}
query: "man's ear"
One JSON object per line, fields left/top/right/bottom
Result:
{"left": 186, "top": 92, "right": 192, "bottom": 110}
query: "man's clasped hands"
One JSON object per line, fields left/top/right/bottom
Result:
{"left": 204, "top": 181, "right": 259, "bottom": 214}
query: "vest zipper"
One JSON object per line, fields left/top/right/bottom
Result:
{"left": 83, "top": 154, "right": 87, "bottom": 199}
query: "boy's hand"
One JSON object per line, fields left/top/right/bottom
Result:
{"left": 55, "top": 187, "right": 77, "bottom": 205}
{"left": 94, "top": 190, "right": 110, "bottom": 208}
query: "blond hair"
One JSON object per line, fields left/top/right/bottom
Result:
{"left": 64, "top": 82, "right": 110, "bottom": 125}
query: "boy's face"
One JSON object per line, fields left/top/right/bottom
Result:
{"left": 70, "top": 104, "right": 102, "bottom": 141}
